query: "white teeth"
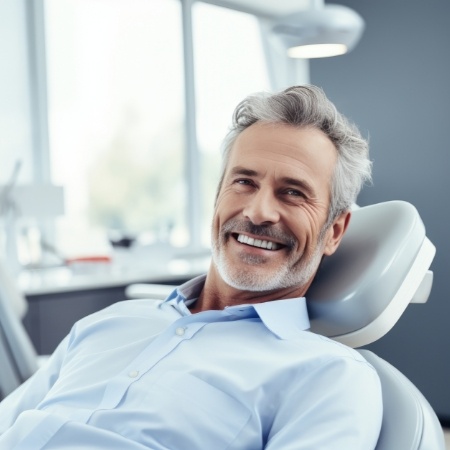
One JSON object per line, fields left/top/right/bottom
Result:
{"left": 236, "top": 234, "right": 280, "bottom": 250}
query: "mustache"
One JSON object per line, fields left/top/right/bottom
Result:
{"left": 220, "top": 218, "right": 297, "bottom": 249}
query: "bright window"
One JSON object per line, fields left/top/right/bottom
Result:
{"left": 44, "top": 0, "right": 186, "bottom": 256}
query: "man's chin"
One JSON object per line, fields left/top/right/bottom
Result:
{"left": 223, "top": 276, "right": 274, "bottom": 292}
{"left": 212, "top": 244, "right": 303, "bottom": 292}
{"left": 217, "top": 262, "right": 288, "bottom": 292}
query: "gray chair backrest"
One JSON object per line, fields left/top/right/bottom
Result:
{"left": 358, "top": 350, "right": 445, "bottom": 450}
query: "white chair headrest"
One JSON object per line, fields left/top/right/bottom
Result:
{"left": 306, "top": 201, "right": 436, "bottom": 348}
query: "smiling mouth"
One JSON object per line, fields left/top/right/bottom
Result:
{"left": 233, "top": 233, "right": 284, "bottom": 251}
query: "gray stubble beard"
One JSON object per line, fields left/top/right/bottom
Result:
{"left": 211, "top": 219, "right": 327, "bottom": 293}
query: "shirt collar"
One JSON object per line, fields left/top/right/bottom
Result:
{"left": 163, "top": 274, "right": 205, "bottom": 315}
{"left": 162, "top": 274, "right": 311, "bottom": 339}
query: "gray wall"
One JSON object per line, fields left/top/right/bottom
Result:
{"left": 310, "top": 0, "right": 450, "bottom": 420}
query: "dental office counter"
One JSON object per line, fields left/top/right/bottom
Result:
{"left": 20, "top": 256, "right": 210, "bottom": 355}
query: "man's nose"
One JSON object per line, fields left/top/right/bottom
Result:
{"left": 242, "top": 189, "right": 281, "bottom": 225}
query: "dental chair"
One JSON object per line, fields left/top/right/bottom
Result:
{"left": 125, "top": 200, "right": 445, "bottom": 449}
{"left": 0, "top": 263, "right": 41, "bottom": 400}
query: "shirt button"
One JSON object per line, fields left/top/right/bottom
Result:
{"left": 175, "top": 327, "right": 186, "bottom": 336}
{"left": 128, "top": 370, "right": 139, "bottom": 378}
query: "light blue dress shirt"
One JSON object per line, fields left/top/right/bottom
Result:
{"left": 0, "top": 275, "right": 382, "bottom": 449}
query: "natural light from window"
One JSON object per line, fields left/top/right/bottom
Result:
{"left": 45, "top": 0, "right": 185, "bottom": 258}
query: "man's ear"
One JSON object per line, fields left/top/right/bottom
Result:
{"left": 323, "top": 210, "right": 351, "bottom": 256}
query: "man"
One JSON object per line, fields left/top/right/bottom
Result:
{"left": 0, "top": 85, "right": 382, "bottom": 449}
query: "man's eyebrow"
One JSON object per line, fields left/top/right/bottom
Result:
{"left": 229, "top": 166, "right": 259, "bottom": 178}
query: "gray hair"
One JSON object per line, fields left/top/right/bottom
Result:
{"left": 218, "top": 85, "right": 372, "bottom": 223}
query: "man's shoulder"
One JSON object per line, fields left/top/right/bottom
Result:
{"left": 72, "top": 298, "right": 164, "bottom": 332}
{"left": 289, "top": 330, "right": 376, "bottom": 370}
{"left": 105, "top": 297, "right": 163, "bottom": 314}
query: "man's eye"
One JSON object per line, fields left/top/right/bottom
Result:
{"left": 285, "top": 189, "right": 303, "bottom": 197}
{"left": 235, "top": 179, "right": 252, "bottom": 185}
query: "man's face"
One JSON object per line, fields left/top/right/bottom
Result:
{"left": 211, "top": 122, "right": 347, "bottom": 293}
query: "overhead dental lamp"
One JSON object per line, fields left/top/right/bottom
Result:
{"left": 271, "top": 2, "right": 365, "bottom": 59}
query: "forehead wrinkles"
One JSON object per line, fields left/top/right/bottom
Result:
{"left": 231, "top": 123, "right": 336, "bottom": 167}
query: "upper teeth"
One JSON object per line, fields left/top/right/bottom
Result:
{"left": 237, "top": 234, "right": 280, "bottom": 250}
